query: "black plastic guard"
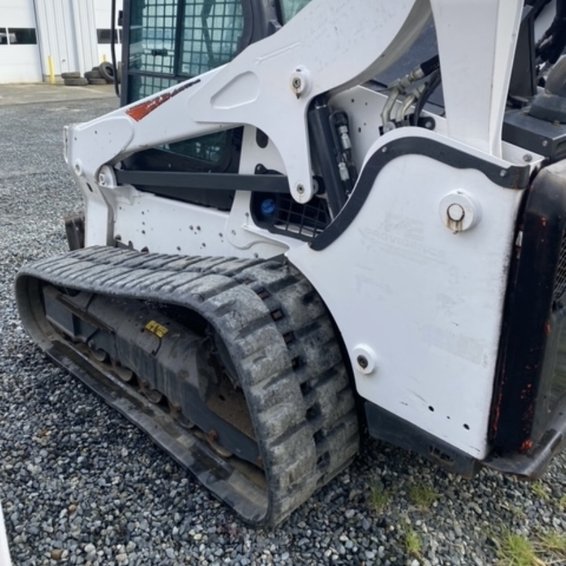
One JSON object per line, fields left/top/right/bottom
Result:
{"left": 488, "top": 159, "right": 566, "bottom": 475}
{"left": 486, "top": 402, "right": 565, "bottom": 478}
{"left": 365, "top": 402, "right": 480, "bottom": 478}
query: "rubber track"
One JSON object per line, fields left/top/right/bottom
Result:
{"left": 16, "top": 246, "right": 359, "bottom": 526}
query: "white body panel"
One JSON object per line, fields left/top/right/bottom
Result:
{"left": 289, "top": 128, "right": 525, "bottom": 458}
{"left": 430, "top": 0, "right": 523, "bottom": 156}
{"left": 88, "top": 121, "right": 298, "bottom": 256}
{"left": 110, "top": 187, "right": 293, "bottom": 259}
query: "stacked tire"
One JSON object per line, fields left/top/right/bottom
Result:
{"left": 61, "top": 63, "right": 121, "bottom": 86}
{"left": 86, "top": 63, "right": 121, "bottom": 85}
{"left": 98, "top": 62, "right": 120, "bottom": 84}
{"left": 61, "top": 72, "right": 88, "bottom": 87}
{"left": 84, "top": 66, "right": 108, "bottom": 85}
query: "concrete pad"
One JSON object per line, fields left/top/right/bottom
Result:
{"left": 0, "top": 83, "right": 117, "bottom": 107}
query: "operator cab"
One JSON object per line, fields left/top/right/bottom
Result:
{"left": 118, "top": 1, "right": 312, "bottom": 210}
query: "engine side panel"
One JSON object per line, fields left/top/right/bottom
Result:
{"left": 288, "top": 129, "right": 526, "bottom": 459}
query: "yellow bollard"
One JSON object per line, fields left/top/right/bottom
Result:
{"left": 47, "top": 55, "right": 55, "bottom": 85}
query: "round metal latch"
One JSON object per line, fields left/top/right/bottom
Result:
{"left": 439, "top": 191, "right": 480, "bottom": 233}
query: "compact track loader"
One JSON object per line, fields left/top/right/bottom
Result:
{"left": 16, "top": 0, "right": 566, "bottom": 525}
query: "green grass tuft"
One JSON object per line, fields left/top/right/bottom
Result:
{"left": 369, "top": 482, "right": 390, "bottom": 513}
{"left": 496, "top": 532, "right": 544, "bottom": 566}
{"left": 535, "top": 531, "right": 566, "bottom": 560}
{"left": 405, "top": 527, "right": 422, "bottom": 558}
{"left": 530, "top": 482, "right": 549, "bottom": 501}
{"left": 408, "top": 483, "right": 438, "bottom": 510}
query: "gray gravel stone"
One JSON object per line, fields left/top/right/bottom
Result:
{"left": 0, "top": 94, "right": 565, "bottom": 566}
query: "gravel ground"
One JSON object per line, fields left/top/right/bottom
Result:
{"left": 0, "top": 97, "right": 565, "bottom": 566}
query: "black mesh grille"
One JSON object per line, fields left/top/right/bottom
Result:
{"left": 530, "top": 226, "right": 566, "bottom": 443}
{"left": 137, "top": 0, "right": 178, "bottom": 74}
{"left": 252, "top": 193, "right": 330, "bottom": 242}
{"left": 553, "top": 230, "right": 566, "bottom": 304}
{"left": 279, "top": 0, "right": 311, "bottom": 23}
{"left": 181, "top": 0, "right": 244, "bottom": 76}
{"left": 552, "top": 332, "right": 566, "bottom": 404}
{"left": 132, "top": 75, "right": 177, "bottom": 100}
{"left": 127, "top": 0, "right": 244, "bottom": 94}
{"left": 546, "top": 231, "right": 566, "bottom": 426}
{"left": 125, "top": 0, "right": 246, "bottom": 168}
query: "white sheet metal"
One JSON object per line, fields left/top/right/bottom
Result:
{"left": 430, "top": 0, "right": 523, "bottom": 157}
{"left": 288, "top": 127, "right": 525, "bottom": 458}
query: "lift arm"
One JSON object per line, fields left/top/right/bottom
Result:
{"left": 65, "top": 0, "right": 523, "bottom": 204}
{"left": 65, "top": 0, "right": 426, "bottom": 203}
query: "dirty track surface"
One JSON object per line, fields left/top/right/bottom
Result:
{"left": 0, "top": 98, "right": 565, "bottom": 566}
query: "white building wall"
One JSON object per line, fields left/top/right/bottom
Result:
{"left": 94, "top": 0, "right": 123, "bottom": 65}
{"left": 71, "top": 0, "right": 100, "bottom": 72}
{"left": 34, "top": 0, "right": 98, "bottom": 77}
{"left": 0, "top": 0, "right": 42, "bottom": 82}
{"left": 0, "top": 0, "right": 123, "bottom": 83}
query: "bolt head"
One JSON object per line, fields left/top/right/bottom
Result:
{"left": 289, "top": 66, "right": 310, "bottom": 98}
{"left": 352, "top": 344, "right": 377, "bottom": 375}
